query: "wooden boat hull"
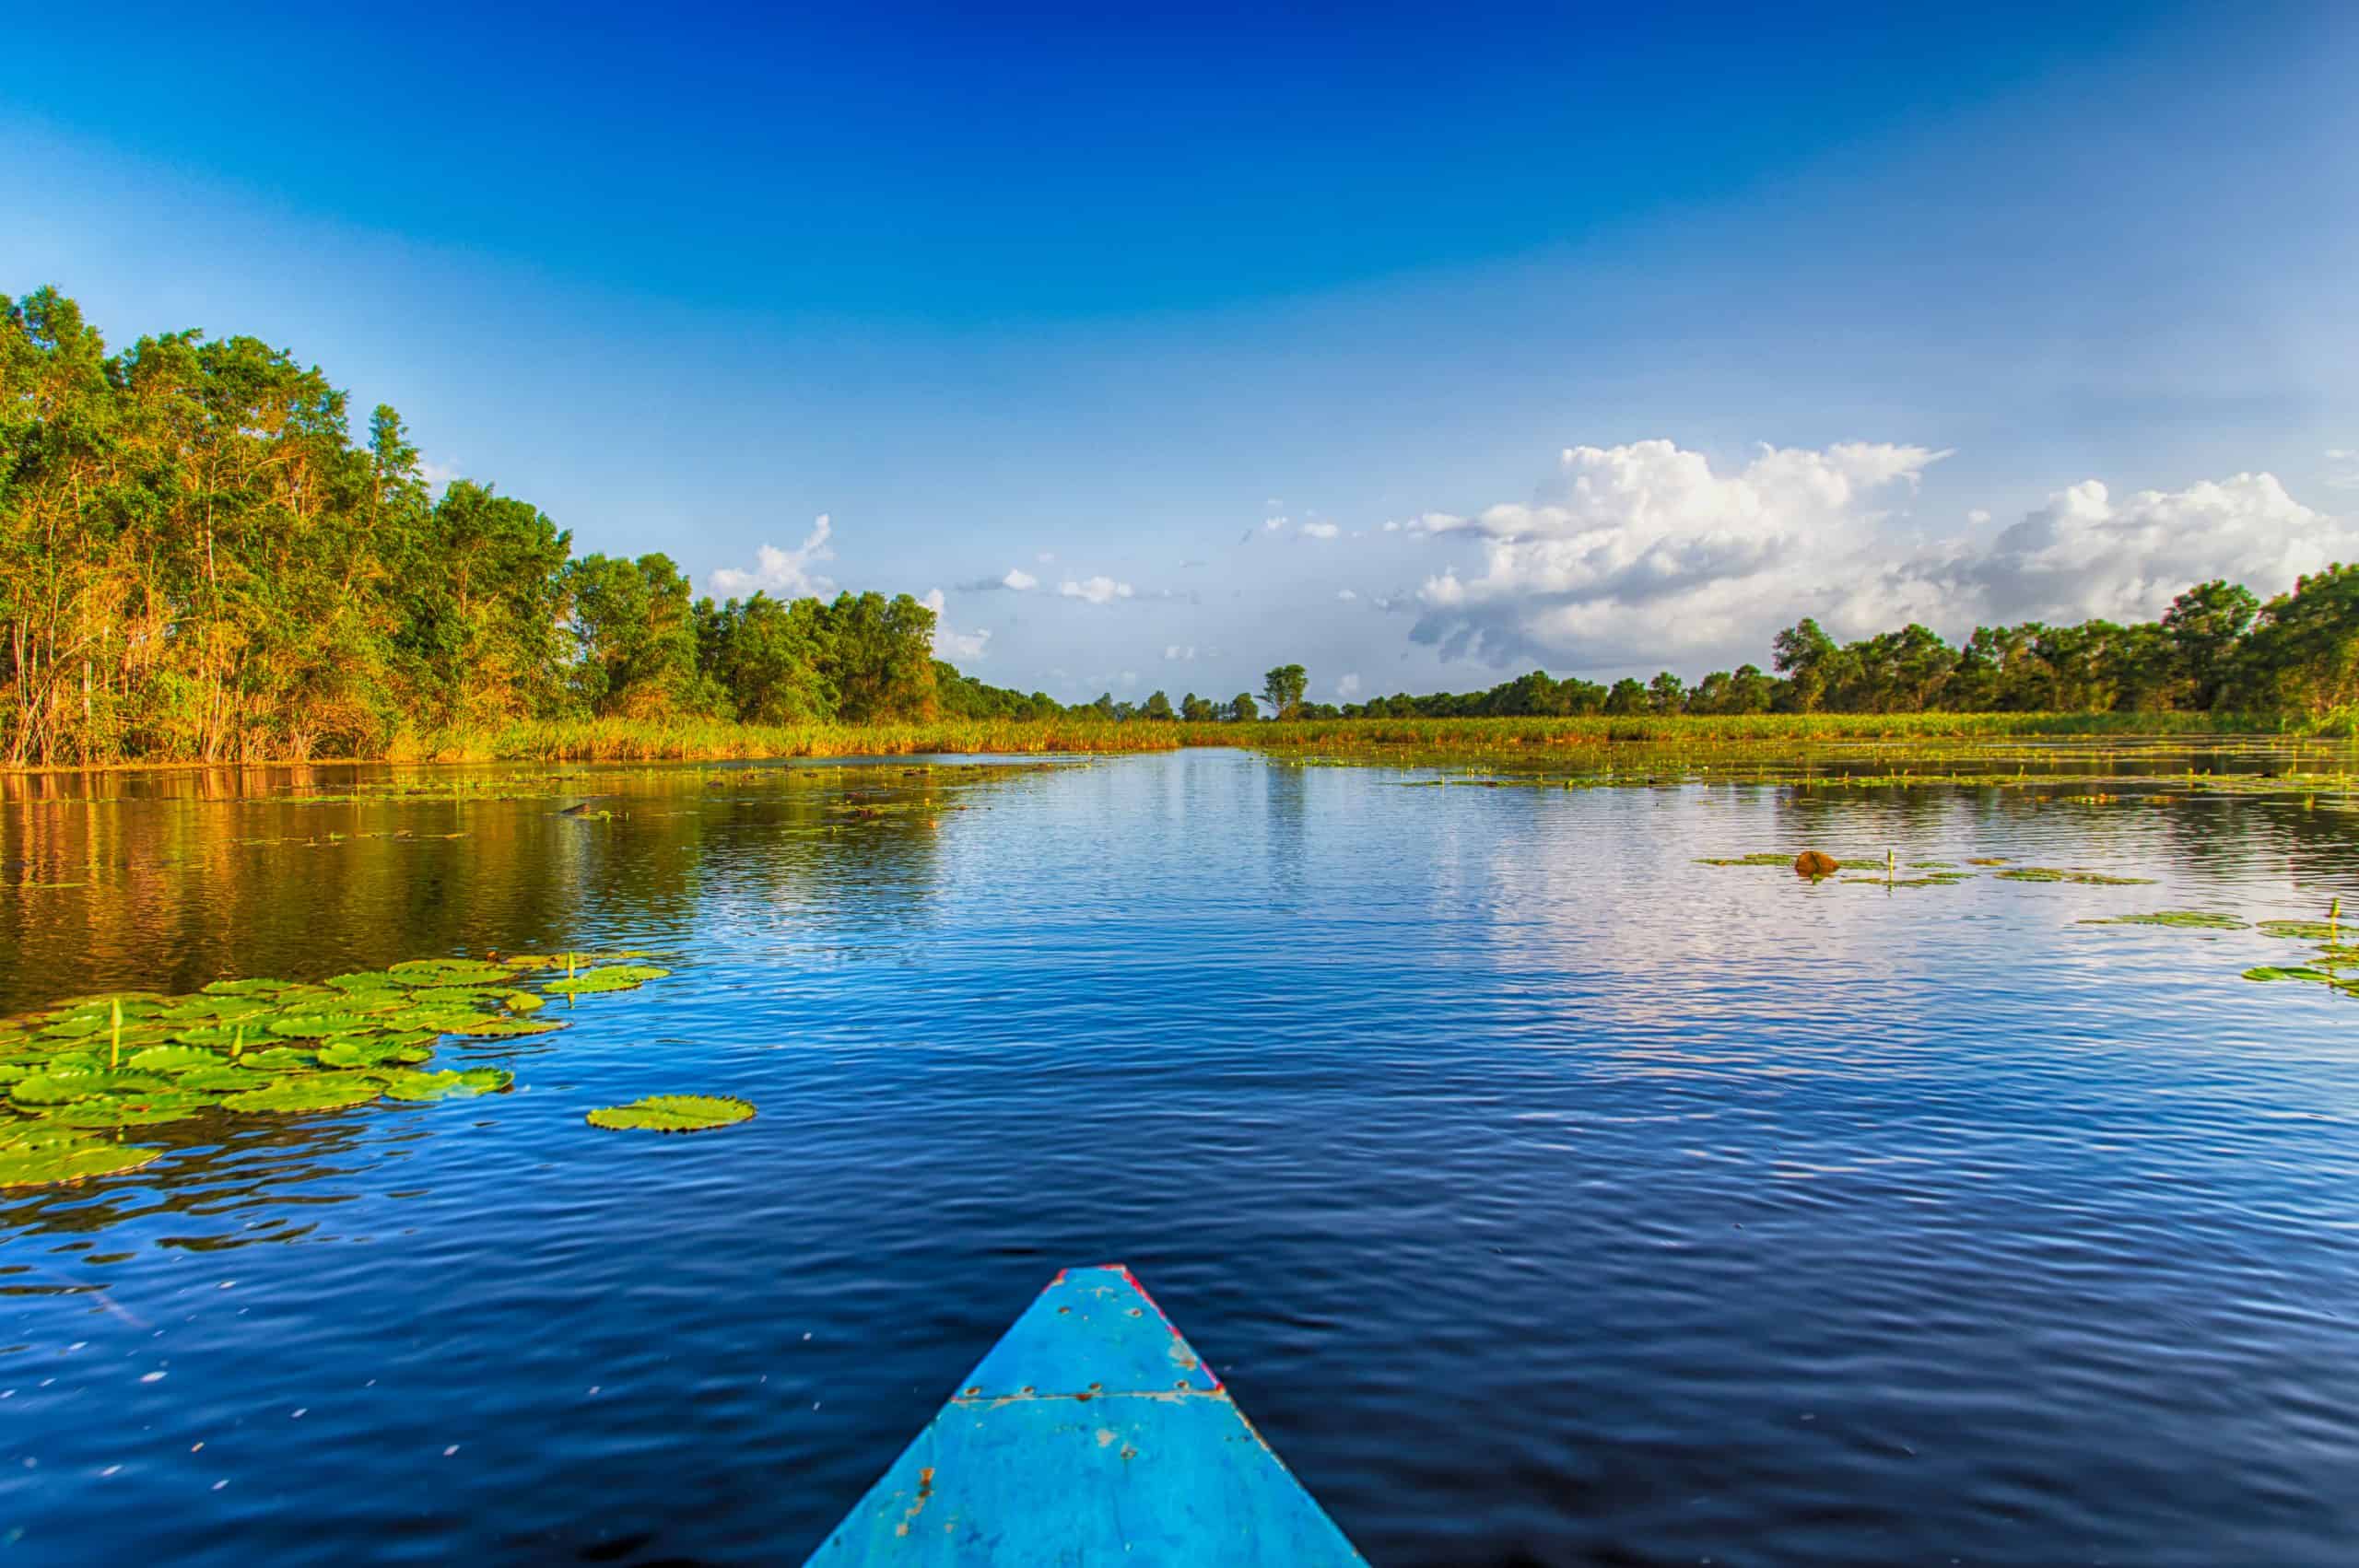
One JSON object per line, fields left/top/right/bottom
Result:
{"left": 804, "top": 1263, "right": 1367, "bottom": 1564}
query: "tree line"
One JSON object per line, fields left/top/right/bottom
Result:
{"left": 1196, "top": 582, "right": 2359, "bottom": 725}
{"left": 0, "top": 287, "right": 1051, "bottom": 766}
{"left": 12, "top": 287, "right": 2355, "bottom": 766}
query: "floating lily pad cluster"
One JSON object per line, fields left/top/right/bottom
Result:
{"left": 585, "top": 1094, "right": 755, "bottom": 1133}
{"left": 0, "top": 949, "right": 671, "bottom": 1189}
{"left": 1695, "top": 850, "right": 2158, "bottom": 892}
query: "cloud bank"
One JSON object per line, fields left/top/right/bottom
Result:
{"left": 1407, "top": 440, "right": 2353, "bottom": 669}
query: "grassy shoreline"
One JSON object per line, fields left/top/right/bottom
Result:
{"left": 0, "top": 709, "right": 2302, "bottom": 775}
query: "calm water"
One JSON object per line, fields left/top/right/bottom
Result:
{"left": 4, "top": 750, "right": 2358, "bottom": 1566}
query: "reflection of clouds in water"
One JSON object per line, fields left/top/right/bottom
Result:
{"left": 1434, "top": 781, "right": 2338, "bottom": 1076}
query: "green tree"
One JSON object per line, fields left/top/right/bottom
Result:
{"left": 818, "top": 591, "right": 937, "bottom": 723}
{"left": 1229, "top": 692, "right": 1259, "bottom": 721}
{"left": 2162, "top": 579, "right": 2259, "bottom": 709}
{"left": 2237, "top": 565, "right": 2359, "bottom": 720}
{"left": 1261, "top": 663, "right": 1308, "bottom": 720}
{"left": 1771, "top": 618, "right": 1837, "bottom": 712}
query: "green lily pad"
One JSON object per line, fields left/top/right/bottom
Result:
{"left": 240, "top": 1047, "right": 325, "bottom": 1073}
{"left": 202, "top": 977, "right": 288, "bottom": 997}
{"left": 404, "top": 986, "right": 506, "bottom": 1008}
{"left": 544, "top": 965, "right": 671, "bottom": 996}
{"left": 500, "top": 990, "right": 546, "bottom": 1013}
{"left": 267, "top": 1012, "right": 388, "bottom": 1039}
{"left": 2243, "top": 965, "right": 2335, "bottom": 983}
{"left": 315, "top": 1039, "right": 435, "bottom": 1069}
{"left": 323, "top": 972, "right": 406, "bottom": 993}
{"left": 51, "top": 1092, "right": 215, "bottom": 1129}
{"left": 2257, "top": 920, "right": 2340, "bottom": 940}
{"left": 11, "top": 1071, "right": 171, "bottom": 1107}
{"left": 2079, "top": 910, "right": 2248, "bottom": 930}
{"left": 380, "top": 1068, "right": 515, "bottom": 1102}
{"left": 1994, "top": 868, "right": 2155, "bottom": 885}
{"left": 0, "top": 1129, "right": 162, "bottom": 1188}
{"left": 427, "top": 1014, "right": 565, "bottom": 1039}
{"left": 173, "top": 1066, "right": 272, "bottom": 1093}
{"left": 586, "top": 1094, "right": 754, "bottom": 1132}
{"left": 126, "top": 1045, "right": 223, "bottom": 1074}
{"left": 223, "top": 1079, "right": 384, "bottom": 1114}
{"left": 389, "top": 960, "right": 517, "bottom": 987}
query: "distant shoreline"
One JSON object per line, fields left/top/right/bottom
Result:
{"left": 0, "top": 710, "right": 2299, "bottom": 777}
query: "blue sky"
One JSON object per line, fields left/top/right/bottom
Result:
{"left": 7, "top": 1, "right": 2356, "bottom": 700}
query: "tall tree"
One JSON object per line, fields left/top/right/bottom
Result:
{"left": 1261, "top": 663, "right": 1308, "bottom": 720}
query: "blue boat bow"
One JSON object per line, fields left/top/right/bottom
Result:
{"left": 805, "top": 1263, "right": 1367, "bottom": 1564}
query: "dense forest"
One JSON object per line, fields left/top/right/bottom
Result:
{"left": 0, "top": 287, "right": 1050, "bottom": 766}
{"left": 7, "top": 287, "right": 2357, "bottom": 766}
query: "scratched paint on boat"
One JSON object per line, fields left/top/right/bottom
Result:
{"left": 804, "top": 1265, "right": 1367, "bottom": 1565}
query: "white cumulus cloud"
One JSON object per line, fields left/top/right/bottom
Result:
{"left": 1407, "top": 439, "right": 2353, "bottom": 670}
{"left": 1335, "top": 589, "right": 1358, "bottom": 602}
{"left": 1336, "top": 673, "right": 1362, "bottom": 698}
{"left": 1163, "top": 644, "right": 1196, "bottom": 661}
{"left": 1301, "top": 521, "right": 1340, "bottom": 539}
{"left": 920, "top": 588, "right": 991, "bottom": 661}
{"left": 1060, "top": 576, "right": 1133, "bottom": 605}
{"left": 710, "top": 513, "right": 837, "bottom": 598}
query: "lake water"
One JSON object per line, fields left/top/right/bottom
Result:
{"left": 4, "top": 748, "right": 2357, "bottom": 1565}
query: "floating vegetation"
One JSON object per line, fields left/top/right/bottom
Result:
{"left": 2241, "top": 965, "right": 2339, "bottom": 985}
{"left": 52, "top": 1092, "right": 215, "bottom": 1129}
{"left": 0, "top": 947, "right": 677, "bottom": 1187}
{"left": 2079, "top": 910, "right": 2248, "bottom": 930}
{"left": 2257, "top": 920, "right": 2340, "bottom": 940}
{"left": 0, "top": 1128, "right": 162, "bottom": 1187}
{"left": 1841, "top": 873, "right": 1969, "bottom": 888}
{"left": 1695, "top": 850, "right": 1883, "bottom": 871}
{"left": 545, "top": 964, "right": 671, "bottom": 996}
{"left": 585, "top": 1094, "right": 755, "bottom": 1133}
{"left": 1992, "top": 868, "right": 2154, "bottom": 885}
{"left": 223, "top": 1079, "right": 384, "bottom": 1114}
{"left": 381, "top": 1068, "right": 513, "bottom": 1102}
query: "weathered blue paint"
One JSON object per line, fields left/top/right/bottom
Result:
{"left": 804, "top": 1264, "right": 1368, "bottom": 1565}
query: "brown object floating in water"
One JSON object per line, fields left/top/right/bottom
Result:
{"left": 1792, "top": 849, "right": 1839, "bottom": 878}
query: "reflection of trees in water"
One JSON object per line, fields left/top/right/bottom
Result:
{"left": 0, "top": 760, "right": 1042, "bottom": 1255}
{"left": 1262, "top": 761, "right": 1309, "bottom": 902}
{"left": 0, "top": 761, "right": 1025, "bottom": 1016}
